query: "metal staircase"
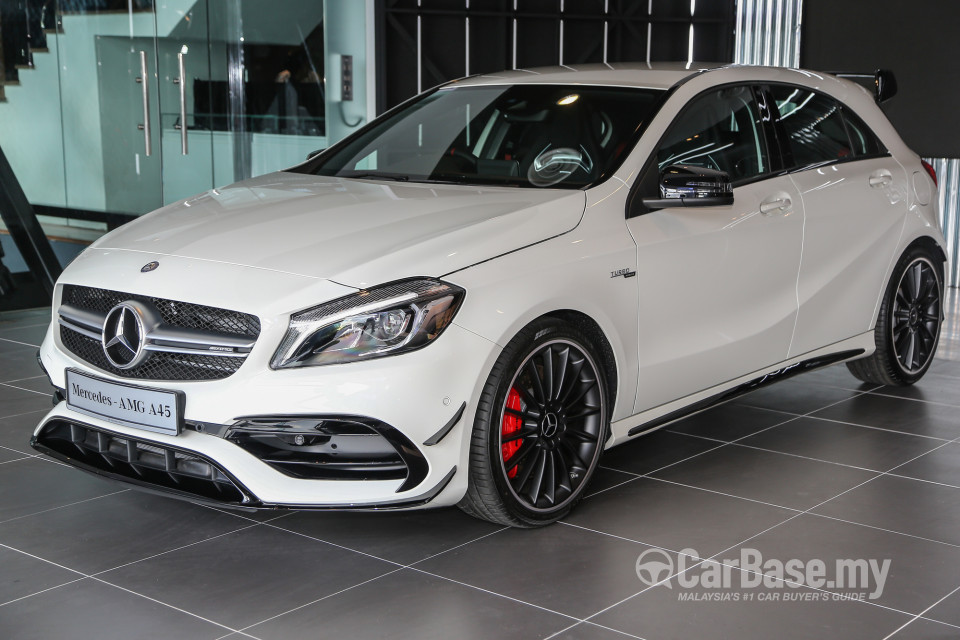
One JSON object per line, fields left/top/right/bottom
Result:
{"left": 0, "top": 0, "right": 63, "bottom": 102}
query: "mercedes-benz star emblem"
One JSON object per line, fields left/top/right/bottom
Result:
{"left": 102, "top": 303, "right": 148, "bottom": 369}
{"left": 141, "top": 261, "right": 159, "bottom": 273}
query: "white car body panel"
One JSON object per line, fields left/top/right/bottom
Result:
{"left": 94, "top": 173, "right": 587, "bottom": 288}
{"left": 627, "top": 175, "right": 805, "bottom": 412}
{"left": 33, "top": 64, "right": 947, "bottom": 513}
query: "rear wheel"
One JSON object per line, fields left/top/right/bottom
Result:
{"left": 459, "top": 318, "right": 609, "bottom": 527}
{"left": 847, "top": 246, "right": 943, "bottom": 386}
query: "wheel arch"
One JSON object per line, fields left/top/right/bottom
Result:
{"left": 539, "top": 309, "right": 618, "bottom": 410}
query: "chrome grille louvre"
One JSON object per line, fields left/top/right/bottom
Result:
{"left": 59, "top": 285, "right": 260, "bottom": 382}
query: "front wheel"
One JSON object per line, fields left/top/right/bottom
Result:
{"left": 459, "top": 319, "right": 609, "bottom": 527}
{"left": 847, "top": 246, "right": 944, "bottom": 386}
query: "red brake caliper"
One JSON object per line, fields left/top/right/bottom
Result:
{"left": 501, "top": 388, "right": 523, "bottom": 478}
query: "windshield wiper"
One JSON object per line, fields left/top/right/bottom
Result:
{"left": 340, "top": 172, "right": 410, "bottom": 182}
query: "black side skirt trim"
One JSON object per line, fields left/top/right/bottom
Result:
{"left": 423, "top": 402, "right": 467, "bottom": 446}
{"left": 627, "top": 350, "right": 865, "bottom": 437}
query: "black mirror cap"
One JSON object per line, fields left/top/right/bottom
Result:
{"left": 306, "top": 149, "right": 324, "bottom": 160}
{"left": 642, "top": 164, "right": 733, "bottom": 209}
{"left": 875, "top": 69, "right": 897, "bottom": 104}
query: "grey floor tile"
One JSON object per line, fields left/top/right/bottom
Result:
{"left": 872, "top": 372, "right": 960, "bottom": 408}
{"left": 730, "top": 513, "right": 960, "bottom": 614}
{"left": 813, "top": 393, "right": 960, "bottom": 441}
{"left": 600, "top": 430, "right": 721, "bottom": 475}
{"left": 665, "top": 402, "right": 793, "bottom": 442}
{"left": 895, "top": 442, "right": 960, "bottom": 487}
{"left": 100, "top": 524, "right": 395, "bottom": 630}
{"left": 0, "top": 458, "right": 118, "bottom": 523}
{"left": 2, "top": 375, "right": 55, "bottom": 395}
{"left": 0, "top": 409, "right": 50, "bottom": 454}
{"left": 563, "top": 477, "right": 794, "bottom": 558}
{"left": 812, "top": 474, "right": 960, "bottom": 546}
{"left": 888, "top": 617, "right": 960, "bottom": 639}
{"left": 739, "top": 416, "right": 943, "bottom": 471}
{"left": 0, "top": 345, "right": 44, "bottom": 384}
{"left": 591, "top": 575, "right": 911, "bottom": 640}
{"left": 417, "top": 523, "right": 671, "bottom": 619}
{"left": 0, "top": 383, "right": 51, "bottom": 423}
{"left": 797, "top": 363, "right": 874, "bottom": 391}
{"left": 584, "top": 466, "right": 638, "bottom": 497}
{"left": 275, "top": 507, "right": 501, "bottom": 566}
{"left": 0, "top": 578, "right": 227, "bottom": 640}
{"left": 0, "top": 546, "right": 80, "bottom": 605}
{"left": 0, "top": 491, "right": 252, "bottom": 575}
{"left": 648, "top": 444, "right": 875, "bottom": 510}
{"left": 248, "top": 568, "right": 573, "bottom": 640}
{"left": 0, "top": 323, "right": 49, "bottom": 348}
{"left": 0, "top": 445, "right": 30, "bottom": 464}
{"left": 733, "top": 379, "right": 863, "bottom": 415}
{"left": 546, "top": 623, "right": 634, "bottom": 640}
{"left": 924, "top": 587, "right": 960, "bottom": 627}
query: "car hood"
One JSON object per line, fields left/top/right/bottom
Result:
{"left": 93, "top": 172, "right": 587, "bottom": 288}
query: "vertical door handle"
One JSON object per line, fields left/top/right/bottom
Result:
{"left": 173, "top": 51, "right": 188, "bottom": 155}
{"left": 135, "top": 50, "right": 151, "bottom": 156}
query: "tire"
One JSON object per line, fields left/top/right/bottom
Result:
{"left": 847, "top": 245, "right": 944, "bottom": 386}
{"left": 458, "top": 318, "right": 610, "bottom": 527}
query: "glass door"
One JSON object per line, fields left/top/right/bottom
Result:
{"left": 156, "top": 1, "right": 216, "bottom": 206}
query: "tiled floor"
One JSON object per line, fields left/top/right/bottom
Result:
{"left": 2, "top": 300, "right": 960, "bottom": 640}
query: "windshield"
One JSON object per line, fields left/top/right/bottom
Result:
{"left": 296, "top": 84, "right": 664, "bottom": 189}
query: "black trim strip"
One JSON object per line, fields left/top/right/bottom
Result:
{"left": 423, "top": 401, "right": 466, "bottom": 446}
{"left": 261, "top": 466, "right": 458, "bottom": 512}
{"left": 627, "top": 349, "right": 865, "bottom": 437}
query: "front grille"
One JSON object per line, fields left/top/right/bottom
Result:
{"left": 59, "top": 285, "right": 260, "bottom": 381}
{"left": 34, "top": 420, "right": 255, "bottom": 506}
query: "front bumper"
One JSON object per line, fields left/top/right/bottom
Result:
{"left": 35, "top": 321, "right": 498, "bottom": 510}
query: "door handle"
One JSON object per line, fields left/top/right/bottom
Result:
{"left": 869, "top": 170, "right": 893, "bottom": 188}
{"left": 759, "top": 196, "right": 792, "bottom": 215}
{"left": 173, "top": 51, "right": 188, "bottom": 155}
{"left": 135, "top": 50, "right": 151, "bottom": 156}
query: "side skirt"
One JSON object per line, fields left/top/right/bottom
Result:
{"left": 610, "top": 332, "right": 874, "bottom": 444}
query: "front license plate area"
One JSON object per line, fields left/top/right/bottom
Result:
{"left": 65, "top": 368, "right": 184, "bottom": 436}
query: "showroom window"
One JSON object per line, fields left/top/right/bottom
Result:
{"left": 655, "top": 85, "right": 770, "bottom": 183}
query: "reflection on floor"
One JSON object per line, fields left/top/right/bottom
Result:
{"left": 1, "top": 297, "right": 960, "bottom": 639}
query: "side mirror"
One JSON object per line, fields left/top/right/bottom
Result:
{"left": 642, "top": 164, "right": 733, "bottom": 209}
{"left": 306, "top": 149, "right": 323, "bottom": 160}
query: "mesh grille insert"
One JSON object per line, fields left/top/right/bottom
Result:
{"left": 59, "top": 285, "right": 260, "bottom": 382}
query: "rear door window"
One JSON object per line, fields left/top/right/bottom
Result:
{"left": 769, "top": 86, "right": 852, "bottom": 168}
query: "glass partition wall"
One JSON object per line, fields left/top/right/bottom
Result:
{"left": 0, "top": 0, "right": 368, "bottom": 309}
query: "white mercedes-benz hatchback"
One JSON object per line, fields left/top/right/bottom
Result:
{"left": 33, "top": 64, "right": 946, "bottom": 527}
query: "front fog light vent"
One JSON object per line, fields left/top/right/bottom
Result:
{"left": 226, "top": 416, "right": 428, "bottom": 492}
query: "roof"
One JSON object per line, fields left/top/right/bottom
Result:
{"left": 452, "top": 62, "right": 731, "bottom": 91}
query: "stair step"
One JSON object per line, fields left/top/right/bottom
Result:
{"left": 31, "top": 47, "right": 50, "bottom": 53}
{"left": 14, "top": 64, "right": 34, "bottom": 70}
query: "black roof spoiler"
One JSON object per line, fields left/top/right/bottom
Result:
{"left": 828, "top": 69, "right": 897, "bottom": 104}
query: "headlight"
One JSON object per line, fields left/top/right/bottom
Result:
{"left": 271, "top": 279, "right": 465, "bottom": 369}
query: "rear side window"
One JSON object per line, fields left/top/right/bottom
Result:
{"left": 770, "top": 86, "right": 851, "bottom": 167}
{"left": 841, "top": 107, "right": 886, "bottom": 156}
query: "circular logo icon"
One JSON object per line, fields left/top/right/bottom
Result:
{"left": 635, "top": 548, "right": 675, "bottom": 587}
{"left": 141, "top": 261, "right": 159, "bottom": 273}
{"left": 102, "top": 302, "right": 148, "bottom": 369}
{"left": 542, "top": 412, "right": 560, "bottom": 438}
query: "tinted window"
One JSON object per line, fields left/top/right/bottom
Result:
{"left": 656, "top": 85, "right": 769, "bottom": 183}
{"left": 298, "top": 85, "right": 664, "bottom": 189}
{"left": 770, "top": 86, "right": 851, "bottom": 167}
{"left": 841, "top": 107, "right": 886, "bottom": 156}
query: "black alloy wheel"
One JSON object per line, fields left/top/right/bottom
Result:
{"left": 459, "top": 318, "right": 609, "bottom": 527}
{"left": 499, "top": 339, "right": 605, "bottom": 512}
{"left": 848, "top": 246, "right": 944, "bottom": 386}
{"left": 891, "top": 257, "right": 941, "bottom": 373}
